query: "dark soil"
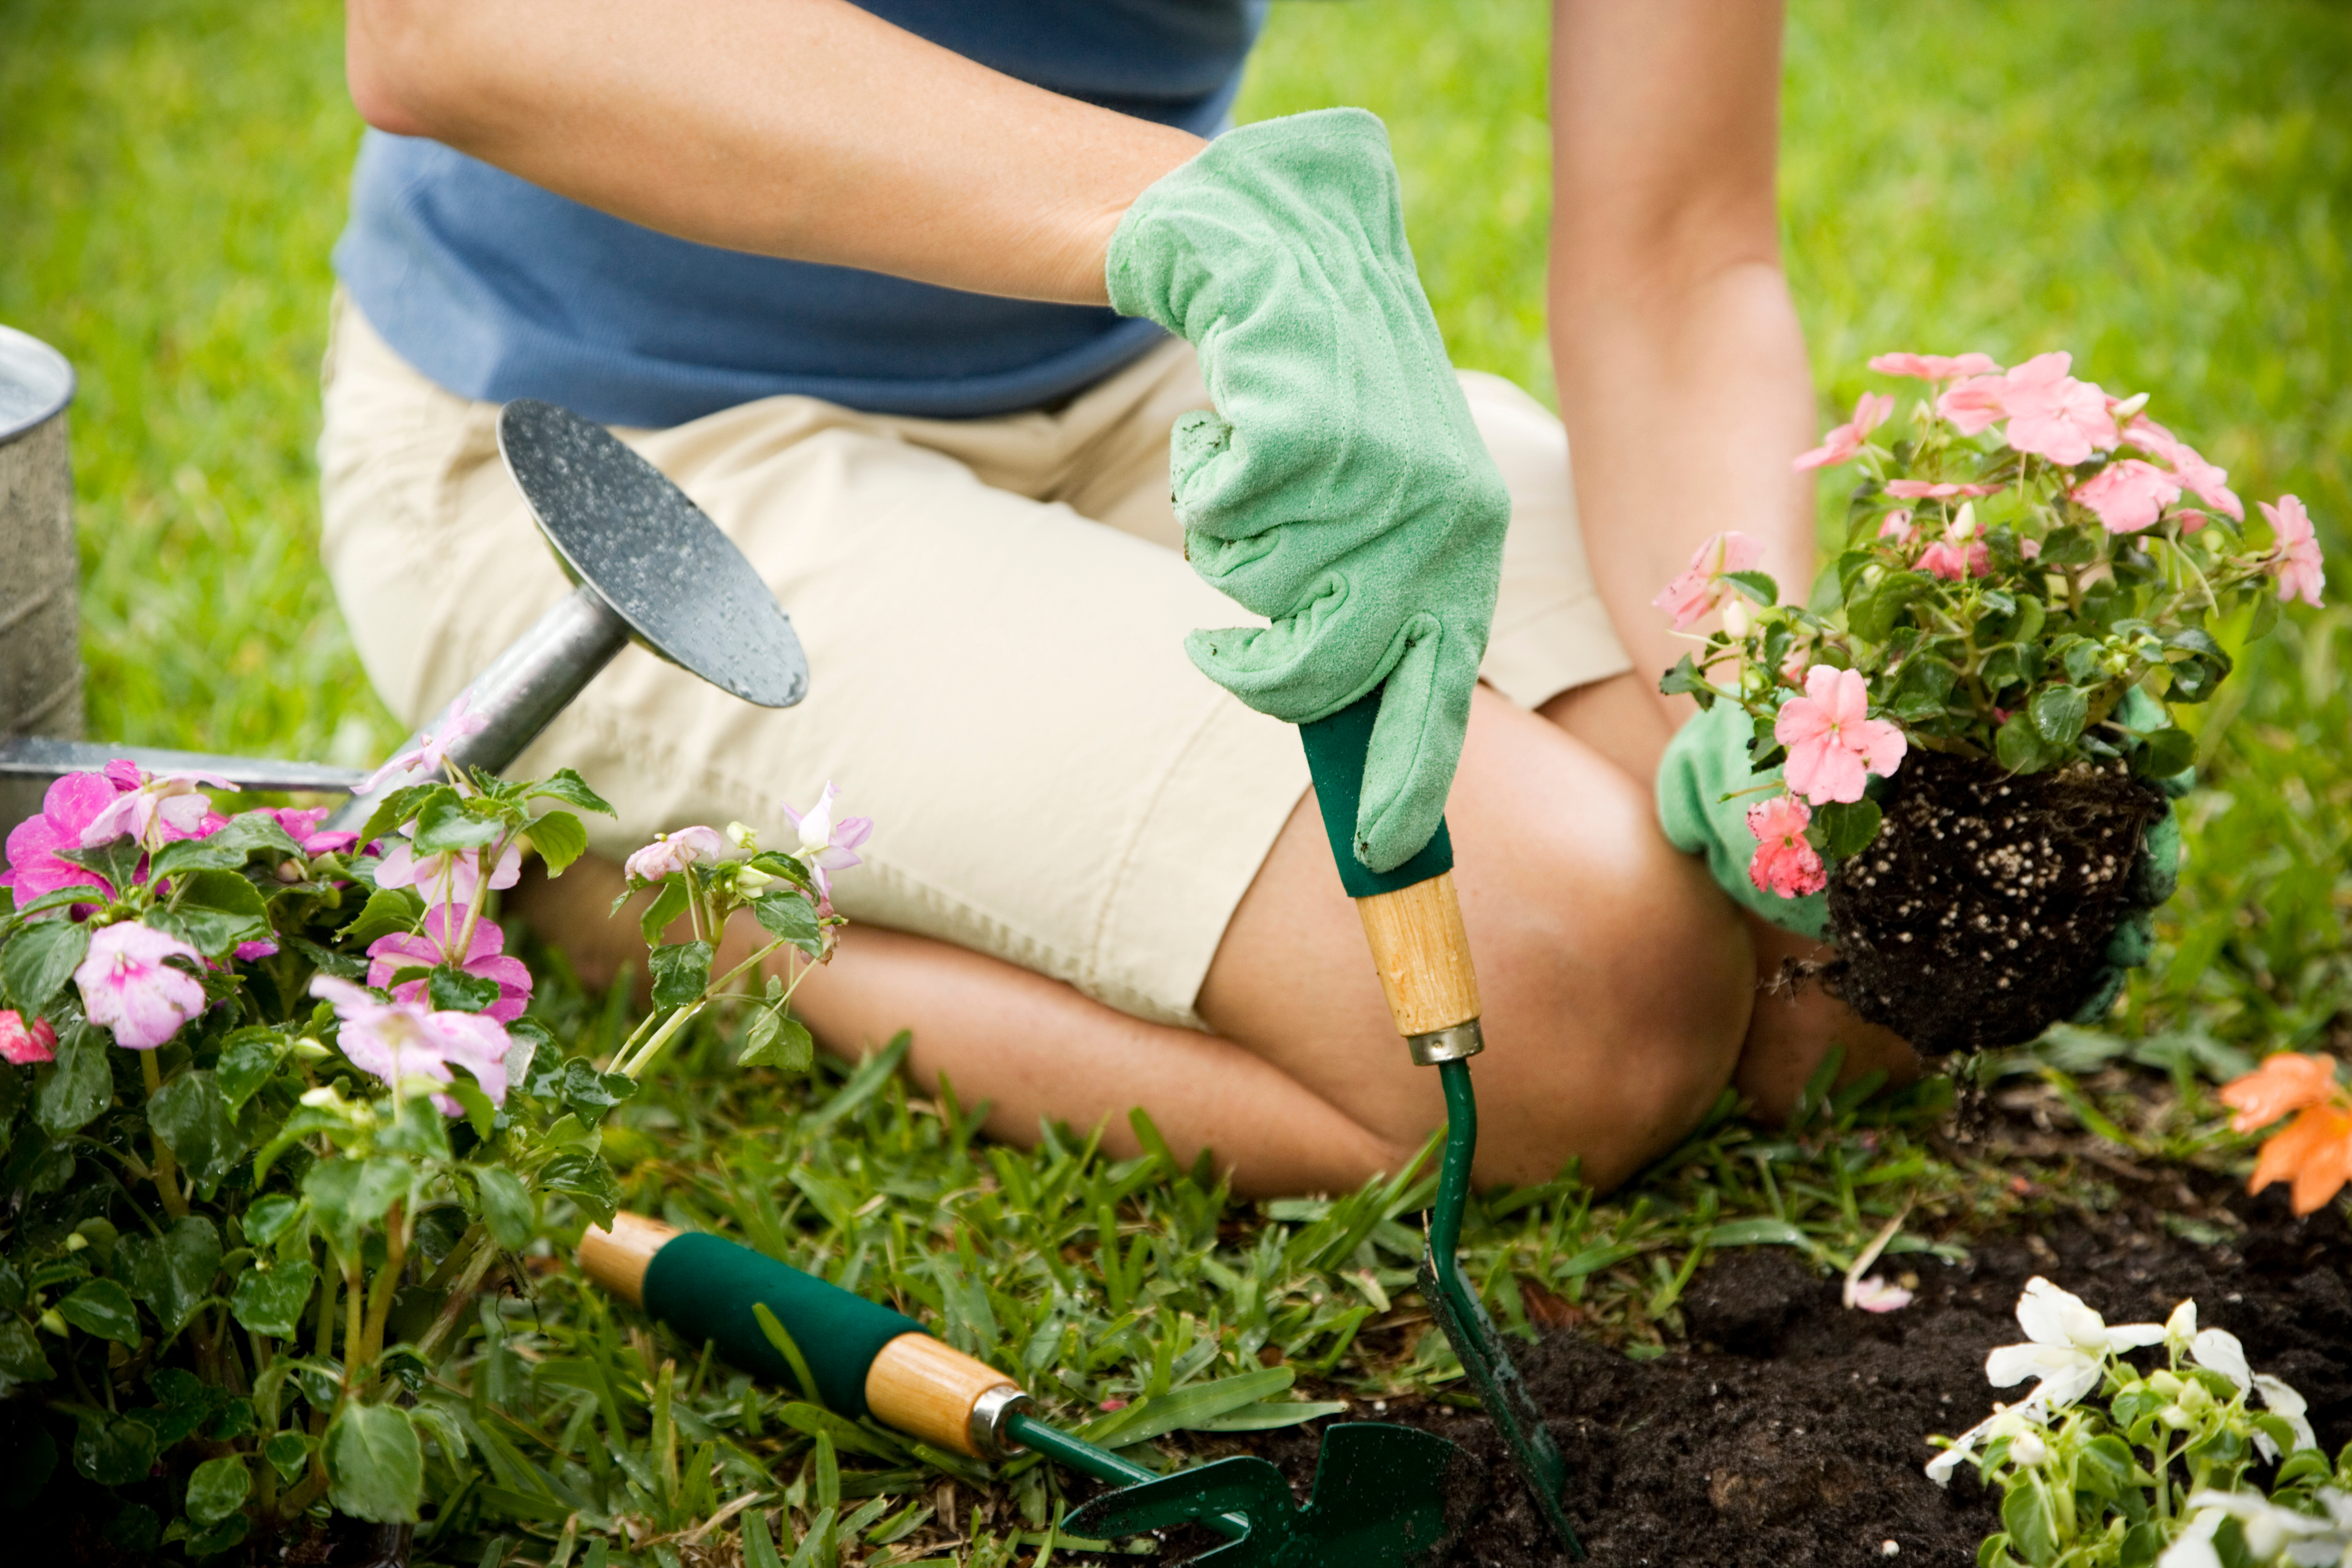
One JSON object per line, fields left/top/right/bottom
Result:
{"left": 1826, "top": 753, "right": 2168, "bottom": 1054}
{"left": 1217, "top": 1178, "right": 2352, "bottom": 1568}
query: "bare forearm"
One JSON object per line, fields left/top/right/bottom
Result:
{"left": 344, "top": 0, "right": 1202, "bottom": 305}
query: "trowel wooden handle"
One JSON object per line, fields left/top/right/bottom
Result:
{"left": 580, "top": 1214, "right": 1026, "bottom": 1459}
{"left": 1354, "top": 871, "right": 1482, "bottom": 1036}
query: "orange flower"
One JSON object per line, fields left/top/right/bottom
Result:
{"left": 2247, "top": 1105, "right": 2352, "bottom": 1216}
{"left": 2217, "top": 1052, "right": 2341, "bottom": 1133}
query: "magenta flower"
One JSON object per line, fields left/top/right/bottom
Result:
{"left": 0, "top": 1010, "right": 57, "bottom": 1066}
{"left": 267, "top": 806, "right": 360, "bottom": 857}
{"left": 310, "top": 975, "right": 516, "bottom": 1114}
{"left": 1919, "top": 537, "right": 1992, "bottom": 580}
{"left": 2262, "top": 495, "right": 2326, "bottom": 609}
{"left": 1, "top": 768, "right": 138, "bottom": 901}
{"left": 1746, "top": 795, "right": 1826, "bottom": 898}
{"left": 1651, "top": 531, "right": 1767, "bottom": 631}
{"left": 1776, "top": 666, "right": 1908, "bottom": 806}
{"left": 1868, "top": 351, "right": 2001, "bottom": 383}
{"left": 1884, "top": 480, "right": 2002, "bottom": 500}
{"left": 359, "top": 688, "right": 490, "bottom": 794}
{"left": 75, "top": 921, "right": 208, "bottom": 1050}
{"left": 623, "top": 825, "right": 727, "bottom": 884}
{"left": 1992, "top": 353, "right": 2121, "bottom": 465}
{"left": 2072, "top": 459, "right": 2182, "bottom": 536}
{"left": 1793, "top": 392, "right": 1895, "bottom": 472}
{"left": 366, "top": 905, "right": 533, "bottom": 1023}
{"left": 373, "top": 831, "right": 521, "bottom": 909}
{"left": 782, "top": 783, "right": 873, "bottom": 905}
{"left": 80, "top": 770, "right": 236, "bottom": 854}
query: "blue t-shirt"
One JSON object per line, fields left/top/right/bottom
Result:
{"left": 334, "top": 0, "right": 1268, "bottom": 425}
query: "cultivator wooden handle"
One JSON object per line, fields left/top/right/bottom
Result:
{"left": 579, "top": 1214, "right": 1025, "bottom": 1459}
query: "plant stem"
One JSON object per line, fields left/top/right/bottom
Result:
{"left": 340, "top": 1259, "right": 364, "bottom": 1394}
{"left": 356, "top": 1203, "right": 412, "bottom": 1391}
{"left": 709, "top": 935, "right": 794, "bottom": 997}
{"left": 617, "top": 999, "right": 706, "bottom": 1081}
{"left": 413, "top": 1231, "right": 502, "bottom": 1366}
{"left": 139, "top": 1051, "right": 190, "bottom": 1220}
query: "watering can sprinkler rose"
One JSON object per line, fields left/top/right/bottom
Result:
{"left": 1654, "top": 349, "right": 2325, "bottom": 1055}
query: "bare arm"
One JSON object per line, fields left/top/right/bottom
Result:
{"left": 344, "top": 0, "right": 1204, "bottom": 305}
{"left": 1549, "top": 0, "right": 1816, "bottom": 761}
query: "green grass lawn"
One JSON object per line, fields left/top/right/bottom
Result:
{"left": 4, "top": 0, "right": 2349, "bottom": 1562}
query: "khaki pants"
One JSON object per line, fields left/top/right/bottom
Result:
{"left": 317, "top": 295, "right": 1629, "bottom": 1028}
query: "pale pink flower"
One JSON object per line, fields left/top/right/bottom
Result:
{"left": 1884, "top": 480, "right": 2002, "bottom": 500}
{"left": 1776, "top": 666, "right": 1908, "bottom": 805}
{"left": 783, "top": 784, "right": 874, "bottom": 908}
{"left": 2020, "top": 537, "right": 2044, "bottom": 560}
{"left": 1746, "top": 795, "right": 1826, "bottom": 898}
{"left": 0, "top": 1010, "right": 57, "bottom": 1066}
{"left": 359, "top": 688, "right": 490, "bottom": 794}
{"left": 2126, "top": 416, "right": 2243, "bottom": 521}
{"left": 367, "top": 906, "right": 533, "bottom": 1023}
{"left": 1877, "top": 510, "right": 1916, "bottom": 546}
{"left": 1, "top": 768, "right": 140, "bottom": 901}
{"left": 1868, "top": 351, "right": 2002, "bottom": 382}
{"left": 310, "top": 975, "right": 516, "bottom": 1115}
{"left": 79, "top": 770, "right": 236, "bottom": 854}
{"left": 1793, "top": 392, "right": 1895, "bottom": 472}
{"left": 623, "top": 825, "right": 728, "bottom": 883}
{"left": 1651, "top": 531, "right": 1768, "bottom": 630}
{"left": 1849, "top": 1276, "right": 1916, "bottom": 1314}
{"left": 1919, "top": 537, "right": 1992, "bottom": 580}
{"left": 2262, "top": 495, "right": 2325, "bottom": 609}
{"left": 372, "top": 830, "right": 522, "bottom": 910}
{"left": 75, "top": 921, "right": 208, "bottom": 1050}
{"left": 1936, "top": 373, "right": 2010, "bottom": 436}
{"left": 1994, "top": 353, "right": 2121, "bottom": 465}
{"left": 2073, "top": 459, "right": 2183, "bottom": 536}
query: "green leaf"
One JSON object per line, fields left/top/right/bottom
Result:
{"left": 2028, "top": 684, "right": 2090, "bottom": 745}
{"left": 145, "top": 1365, "right": 225, "bottom": 1446}
{"left": 72, "top": 1413, "right": 157, "bottom": 1486}
{"left": 1850, "top": 572, "right": 1934, "bottom": 644}
{"left": 558, "top": 1058, "right": 637, "bottom": 1113}
{"left": 1703, "top": 1217, "right": 1811, "bottom": 1249}
{"left": 2131, "top": 726, "right": 2196, "bottom": 779}
{"left": 59, "top": 838, "right": 143, "bottom": 896}
{"left": 263, "top": 1431, "right": 311, "bottom": 1485}
{"left": 337, "top": 887, "right": 421, "bottom": 949}
{"left": 537, "top": 1149, "right": 620, "bottom": 1230}
{"left": 159, "top": 870, "right": 271, "bottom": 958}
{"left": 524, "top": 810, "right": 588, "bottom": 877}
{"left": 752, "top": 893, "right": 825, "bottom": 958}
{"left": 2001, "top": 1477, "right": 2059, "bottom": 1567}
{"left": 410, "top": 792, "right": 505, "bottom": 856}
{"left": 325, "top": 1402, "right": 424, "bottom": 1523}
{"left": 473, "top": 1165, "right": 534, "bottom": 1250}
{"left": 304, "top": 1157, "right": 412, "bottom": 1264}
{"left": 33, "top": 1022, "right": 114, "bottom": 1136}
{"left": 0, "top": 1316, "right": 54, "bottom": 1383}
{"left": 1078, "top": 1368, "right": 1297, "bottom": 1450}
{"left": 228, "top": 1257, "right": 318, "bottom": 1339}
{"left": 242, "top": 1193, "right": 305, "bottom": 1249}
{"left": 530, "top": 769, "right": 616, "bottom": 816}
{"left": 649, "top": 940, "right": 715, "bottom": 1011}
{"left": 356, "top": 784, "right": 445, "bottom": 857}
{"left": 1194, "top": 1398, "right": 1351, "bottom": 1432}
{"left": 3, "top": 919, "right": 90, "bottom": 1015}
{"left": 1996, "top": 713, "right": 2062, "bottom": 774}
{"left": 1889, "top": 654, "right": 1960, "bottom": 722}
{"left": 186, "top": 1512, "right": 250, "bottom": 1559}
{"left": 1814, "top": 799, "right": 1884, "bottom": 859}
{"left": 443, "top": 1076, "right": 498, "bottom": 1139}
{"left": 738, "top": 1011, "right": 814, "bottom": 1073}
{"left": 751, "top": 1300, "right": 824, "bottom": 1406}
{"left": 214, "top": 1029, "right": 290, "bottom": 1111}
{"left": 428, "top": 967, "right": 502, "bottom": 1014}
{"left": 115, "top": 1216, "right": 222, "bottom": 1336}
{"left": 57, "top": 1278, "right": 142, "bottom": 1343}
{"left": 184, "top": 1454, "right": 251, "bottom": 1525}
{"left": 1722, "top": 569, "right": 1780, "bottom": 606}
{"left": 2038, "top": 525, "right": 2100, "bottom": 567}
{"left": 1656, "top": 652, "right": 1715, "bottom": 708}
{"left": 151, "top": 813, "right": 303, "bottom": 880}
{"left": 637, "top": 876, "right": 690, "bottom": 943}
{"left": 150, "top": 1070, "right": 245, "bottom": 1187}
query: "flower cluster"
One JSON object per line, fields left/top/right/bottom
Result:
{"left": 2217, "top": 1052, "right": 2352, "bottom": 1215}
{"left": 1930, "top": 1278, "right": 2342, "bottom": 1568}
{"left": 1657, "top": 350, "right": 2328, "bottom": 898}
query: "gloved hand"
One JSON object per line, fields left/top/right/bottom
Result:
{"left": 1107, "top": 108, "right": 1506, "bottom": 874}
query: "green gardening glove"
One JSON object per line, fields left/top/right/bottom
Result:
{"left": 1107, "top": 108, "right": 1507, "bottom": 874}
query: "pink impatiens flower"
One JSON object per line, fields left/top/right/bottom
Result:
{"left": 0, "top": 767, "right": 140, "bottom": 901}
{"left": 75, "top": 921, "right": 208, "bottom": 1050}
{"left": 1991, "top": 352, "right": 2121, "bottom": 465}
{"left": 267, "top": 806, "right": 360, "bottom": 857}
{"left": 1776, "top": 666, "right": 1908, "bottom": 805}
{"left": 1848, "top": 1276, "right": 1916, "bottom": 1314}
{"left": 0, "top": 1010, "right": 57, "bottom": 1066}
{"left": 80, "top": 770, "right": 236, "bottom": 854}
{"left": 1746, "top": 795, "right": 1826, "bottom": 899}
{"left": 2071, "top": 459, "right": 2183, "bottom": 536}
{"left": 2262, "top": 495, "right": 2326, "bottom": 609}
{"left": 373, "top": 830, "right": 522, "bottom": 910}
{"left": 1793, "top": 392, "right": 1895, "bottom": 472}
{"left": 2126, "top": 416, "right": 2243, "bottom": 521}
{"left": 783, "top": 783, "right": 873, "bottom": 906}
{"left": 1868, "top": 351, "right": 2001, "bottom": 382}
{"left": 1651, "top": 531, "right": 1767, "bottom": 630}
{"left": 623, "top": 825, "right": 728, "bottom": 884}
{"left": 1883, "top": 480, "right": 2003, "bottom": 500}
{"left": 1919, "top": 534, "right": 1992, "bottom": 581}
{"left": 359, "top": 688, "right": 490, "bottom": 794}
{"left": 1877, "top": 510, "right": 1917, "bottom": 547}
{"left": 366, "top": 905, "right": 534, "bottom": 1023}
{"left": 310, "top": 975, "right": 516, "bottom": 1115}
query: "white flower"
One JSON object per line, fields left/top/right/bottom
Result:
{"left": 623, "top": 825, "right": 726, "bottom": 883}
{"left": 2009, "top": 1431, "right": 2049, "bottom": 1466}
{"left": 1951, "top": 501, "right": 1979, "bottom": 541}
{"left": 1723, "top": 598, "right": 1754, "bottom": 639}
{"left": 2180, "top": 1489, "right": 2352, "bottom": 1567}
{"left": 2190, "top": 1328, "right": 2319, "bottom": 1460}
{"left": 1984, "top": 1278, "right": 2165, "bottom": 1410}
{"left": 1926, "top": 1402, "right": 2044, "bottom": 1487}
{"left": 2164, "top": 1298, "right": 2198, "bottom": 1351}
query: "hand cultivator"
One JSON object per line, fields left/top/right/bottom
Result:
{"left": 580, "top": 1213, "right": 1464, "bottom": 1568}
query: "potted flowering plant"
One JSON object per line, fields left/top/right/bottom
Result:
{"left": 0, "top": 706, "right": 860, "bottom": 1561}
{"left": 1655, "top": 351, "right": 2326, "bottom": 1053}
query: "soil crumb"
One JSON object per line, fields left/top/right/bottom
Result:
{"left": 1826, "top": 754, "right": 2166, "bottom": 1054}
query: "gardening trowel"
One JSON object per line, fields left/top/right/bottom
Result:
{"left": 579, "top": 1213, "right": 1466, "bottom": 1568}
{"left": 0, "top": 401, "right": 806, "bottom": 817}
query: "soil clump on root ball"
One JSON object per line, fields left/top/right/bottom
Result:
{"left": 1825, "top": 753, "right": 2168, "bottom": 1054}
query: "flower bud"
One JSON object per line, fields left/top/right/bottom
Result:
{"left": 735, "top": 866, "right": 775, "bottom": 896}
{"left": 725, "top": 821, "right": 758, "bottom": 852}
{"left": 64, "top": 1233, "right": 87, "bottom": 1252}
{"left": 277, "top": 858, "right": 306, "bottom": 884}
{"left": 1723, "top": 599, "right": 1753, "bottom": 639}
{"left": 2148, "top": 1370, "right": 2185, "bottom": 1397}
{"left": 2160, "top": 1404, "right": 2193, "bottom": 1430}
{"left": 2111, "top": 391, "right": 2151, "bottom": 419}
{"left": 2008, "top": 1432, "right": 2048, "bottom": 1466}
{"left": 1950, "top": 502, "right": 1978, "bottom": 541}
{"left": 2178, "top": 1380, "right": 2212, "bottom": 1415}
{"left": 39, "top": 1309, "right": 66, "bottom": 1336}
{"left": 291, "top": 1036, "right": 331, "bottom": 1061}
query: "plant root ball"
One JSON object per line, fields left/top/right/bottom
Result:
{"left": 1825, "top": 753, "right": 2167, "bottom": 1054}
